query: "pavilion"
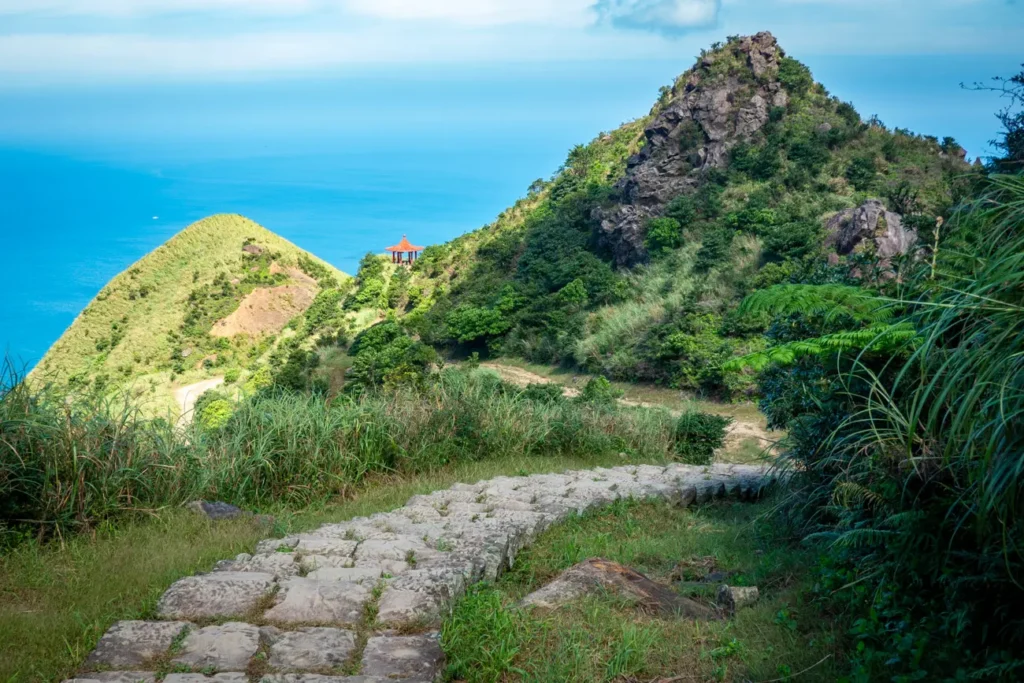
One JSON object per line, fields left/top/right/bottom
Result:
{"left": 385, "top": 236, "right": 425, "bottom": 265}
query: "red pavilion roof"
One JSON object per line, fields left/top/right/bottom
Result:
{"left": 385, "top": 235, "right": 425, "bottom": 252}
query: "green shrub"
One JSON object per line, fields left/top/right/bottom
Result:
{"left": 673, "top": 411, "right": 731, "bottom": 465}
{"left": 777, "top": 57, "right": 813, "bottom": 95}
{"left": 198, "top": 398, "right": 233, "bottom": 432}
{"left": 694, "top": 226, "right": 734, "bottom": 272}
{"left": 845, "top": 155, "right": 877, "bottom": 191}
{"left": 446, "top": 306, "right": 512, "bottom": 344}
{"left": 577, "top": 376, "right": 623, "bottom": 404}
{"left": 745, "top": 175, "right": 1024, "bottom": 679}
{"left": 224, "top": 368, "right": 241, "bottom": 383}
{"left": 645, "top": 217, "right": 683, "bottom": 254}
{"left": 520, "top": 382, "right": 566, "bottom": 404}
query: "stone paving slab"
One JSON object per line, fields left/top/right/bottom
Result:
{"left": 260, "top": 676, "right": 386, "bottom": 683}
{"left": 84, "top": 620, "right": 191, "bottom": 669}
{"left": 171, "top": 622, "right": 262, "bottom": 671}
{"left": 361, "top": 634, "right": 444, "bottom": 682}
{"left": 66, "top": 674, "right": 157, "bottom": 683}
{"left": 157, "top": 572, "right": 276, "bottom": 620}
{"left": 265, "top": 626, "right": 358, "bottom": 671}
{"left": 163, "top": 675, "right": 248, "bottom": 683}
{"left": 263, "top": 578, "right": 372, "bottom": 626}
{"left": 68, "top": 463, "right": 770, "bottom": 683}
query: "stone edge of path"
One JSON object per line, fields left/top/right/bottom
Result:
{"left": 68, "top": 462, "right": 773, "bottom": 683}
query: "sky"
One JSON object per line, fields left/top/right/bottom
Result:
{"left": 0, "top": 0, "right": 1021, "bottom": 367}
{"left": 0, "top": 0, "right": 1020, "bottom": 84}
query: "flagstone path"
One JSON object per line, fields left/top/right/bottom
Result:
{"left": 67, "top": 462, "right": 772, "bottom": 683}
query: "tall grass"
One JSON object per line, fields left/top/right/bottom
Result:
{"left": 777, "top": 174, "right": 1024, "bottom": 678}
{"left": 1, "top": 364, "right": 678, "bottom": 541}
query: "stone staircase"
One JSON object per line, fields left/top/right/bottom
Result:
{"left": 68, "top": 463, "right": 772, "bottom": 683}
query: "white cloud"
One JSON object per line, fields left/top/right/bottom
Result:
{"left": 596, "top": 0, "right": 720, "bottom": 33}
{"left": 341, "top": 0, "right": 596, "bottom": 26}
{"left": 0, "top": 0, "right": 315, "bottom": 16}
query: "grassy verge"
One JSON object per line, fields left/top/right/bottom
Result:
{"left": 443, "top": 498, "right": 842, "bottom": 682}
{"left": 0, "top": 451, "right": 651, "bottom": 683}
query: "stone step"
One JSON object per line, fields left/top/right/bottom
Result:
{"left": 67, "top": 463, "right": 772, "bottom": 682}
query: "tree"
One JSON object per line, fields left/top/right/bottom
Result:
{"left": 964, "top": 65, "right": 1024, "bottom": 170}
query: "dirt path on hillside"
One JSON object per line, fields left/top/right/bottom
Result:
{"left": 480, "top": 362, "right": 779, "bottom": 456}
{"left": 174, "top": 377, "right": 225, "bottom": 425}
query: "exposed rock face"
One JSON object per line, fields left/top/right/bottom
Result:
{"left": 598, "top": 32, "right": 789, "bottom": 266}
{"left": 826, "top": 199, "right": 918, "bottom": 260}
{"left": 521, "top": 558, "right": 718, "bottom": 619}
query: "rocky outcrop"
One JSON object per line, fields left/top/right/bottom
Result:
{"left": 826, "top": 199, "right": 918, "bottom": 261}
{"left": 598, "top": 32, "right": 789, "bottom": 266}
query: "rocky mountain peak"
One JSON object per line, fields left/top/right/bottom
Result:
{"left": 597, "top": 32, "right": 790, "bottom": 266}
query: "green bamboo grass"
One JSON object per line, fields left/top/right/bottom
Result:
{"left": 1, "top": 365, "right": 678, "bottom": 541}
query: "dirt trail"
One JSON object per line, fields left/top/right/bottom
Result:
{"left": 480, "top": 362, "right": 779, "bottom": 455}
{"left": 174, "top": 377, "right": 225, "bottom": 425}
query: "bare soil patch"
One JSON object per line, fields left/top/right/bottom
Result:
{"left": 211, "top": 284, "right": 315, "bottom": 338}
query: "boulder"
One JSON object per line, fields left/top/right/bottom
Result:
{"left": 520, "top": 558, "right": 718, "bottom": 619}
{"left": 717, "top": 584, "right": 760, "bottom": 613}
{"left": 826, "top": 199, "right": 917, "bottom": 261}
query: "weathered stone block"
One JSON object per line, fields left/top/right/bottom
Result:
{"left": 171, "top": 622, "right": 261, "bottom": 671}
{"left": 360, "top": 634, "right": 443, "bottom": 682}
{"left": 85, "top": 620, "right": 191, "bottom": 669}
{"left": 263, "top": 578, "right": 370, "bottom": 626}
{"left": 158, "top": 572, "right": 276, "bottom": 620}
{"left": 64, "top": 674, "right": 157, "bottom": 683}
{"left": 267, "top": 627, "right": 357, "bottom": 671}
{"left": 163, "top": 675, "right": 248, "bottom": 683}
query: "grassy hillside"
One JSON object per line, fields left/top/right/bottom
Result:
{"left": 32, "top": 214, "right": 348, "bottom": 415}
{"left": 331, "top": 35, "right": 978, "bottom": 400}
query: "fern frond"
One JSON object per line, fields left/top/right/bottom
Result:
{"left": 724, "top": 322, "right": 919, "bottom": 371}
{"left": 738, "top": 284, "right": 892, "bottom": 323}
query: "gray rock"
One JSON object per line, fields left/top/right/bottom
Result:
{"left": 171, "top": 622, "right": 262, "bottom": 670}
{"left": 163, "top": 675, "right": 249, "bottom": 683}
{"left": 267, "top": 627, "right": 357, "bottom": 671}
{"left": 597, "top": 32, "right": 786, "bottom": 266}
{"left": 189, "top": 501, "right": 245, "bottom": 520}
{"left": 360, "top": 634, "right": 444, "bottom": 682}
{"left": 85, "top": 620, "right": 191, "bottom": 669}
{"left": 718, "top": 585, "right": 760, "bottom": 613}
{"left": 294, "top": 538, "right": 358, "bottom": 557}
{"left": 228, "top": 552, "right": 301, "bottom": 579}
{"left": 158, "top": 572, "right": 276, "bottom": 620}
{"left": 826, "top": 199, "right": 917, "bottom": 262}
{"left": 263, "top": 578, "right": 371, "bottom": 625}
{"left": 260, "top": 676, "right": 385, "bottom": 683}
{"left": 305, "top": 567, "right": 382, "bottom": 583}
{"left": 64, "top": 674, "right": 157, "bottom": 683}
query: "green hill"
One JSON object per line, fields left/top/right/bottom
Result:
{"left": 340, "top": 32, "right": 975, "bottom": 399}
{"left": 33, "top": 214, "right": 349, "bottom": 416}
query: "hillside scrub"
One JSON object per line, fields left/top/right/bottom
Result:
{"left": 384, "top": 36, "right": 974, "bottom": 400}
{"left": 1, "top": 364, "right": 707, "bottom": 542}
{"left": 730, "top": 174, "right": 1024, "bottom": 680}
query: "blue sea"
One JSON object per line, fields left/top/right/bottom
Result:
{"left": 0, "top": 55, "right": 1014, "bottom": 368}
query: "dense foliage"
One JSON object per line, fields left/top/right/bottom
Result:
{"left": 731, "top": 175, "right": 1024, "bottom": 681}
{"left": 370, "top": 40, "right": 974, "bottom": 400}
